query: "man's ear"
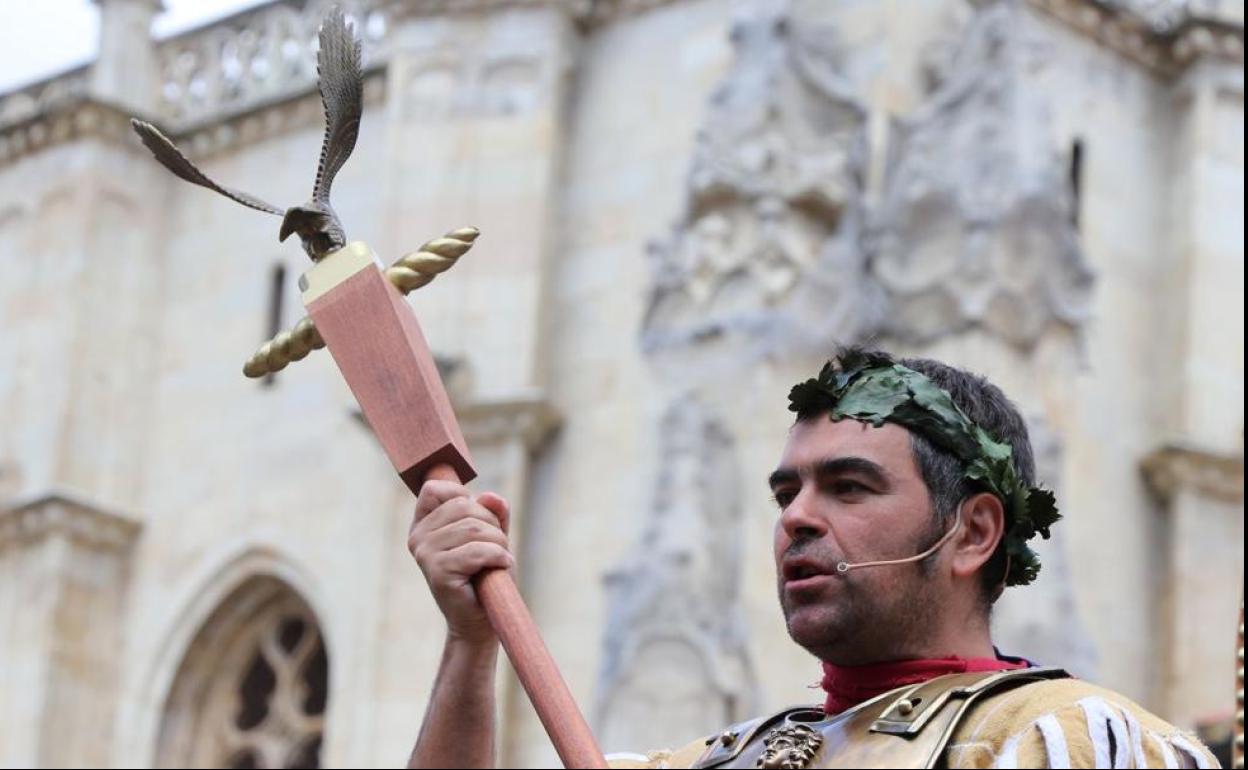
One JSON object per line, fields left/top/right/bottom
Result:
{"left": 950, "top": 492, "right": 1005, "bottom": 579}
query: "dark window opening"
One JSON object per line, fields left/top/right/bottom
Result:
{"left": 263, "top": 263, "right": 287, "bottom": 388}
{"left": 278, "top": 616, "right": 306, "bottom": 654}
{"left": 1069, "top": 138, "right": 1084, "bottom": 231}
{"left": 235, "top": 651, "right": 276, "bottom": 730}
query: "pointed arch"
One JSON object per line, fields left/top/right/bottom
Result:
{"left": 155, "top": 573, "right": 329, "bottom": 769}
{"left": 116, "top": 542, "right": 337, "bottom": 768}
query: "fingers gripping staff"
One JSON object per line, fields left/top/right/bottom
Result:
{"left": 130, "top": 9, "right": 605, "bottom": 768}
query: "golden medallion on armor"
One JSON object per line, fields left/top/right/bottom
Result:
{"left": 755, "top": 722, "right": 822, "bottom": 769}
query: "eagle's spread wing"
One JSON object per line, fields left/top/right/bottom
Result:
{"left": 130, "top": 119, "right": 284, "bottom": 216}
{"left": 311, "top": 9, "right": 363, "bottom": 205}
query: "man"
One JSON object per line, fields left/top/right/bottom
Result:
{"left": 406, "top": 347, "right": 1218, "bottom": 768}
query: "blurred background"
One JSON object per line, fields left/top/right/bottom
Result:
{"left": 0, "top": 0, "right": 1242, "bottom": 767}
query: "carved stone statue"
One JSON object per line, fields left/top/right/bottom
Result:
{"left": 596, "top": 396, "right": 757, "bottom": 752}
{"left": 869, "top": 0, "right": 1094, "bottom": 349}
{"left": 641, "top": 1, "right": 880, "bottom": 372}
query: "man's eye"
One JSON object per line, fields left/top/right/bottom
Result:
{"left": 829, "top": 479, "right": 869, "bottom": 496}
{"left": 772, "top": 490, "right": 796, "bottom": 509}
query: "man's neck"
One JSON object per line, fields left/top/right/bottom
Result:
{"left": 900, "top": 633, "right": 996, "bottom": 662}
{"left": 824, "top": 606, "right": 995, "bottom": 666}
{"left": 901, "top": 601, "right": 995, "bottom": 661}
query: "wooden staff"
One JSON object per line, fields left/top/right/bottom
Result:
{"left": 130, "top": 8, "right": 602, "bottom": 764}
{"left": 294, "top": 240, "right": 606, "bottom": 769}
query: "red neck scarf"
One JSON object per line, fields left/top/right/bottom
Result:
{"left": 820, "top": 654, "right": 1030, "bottom": 715}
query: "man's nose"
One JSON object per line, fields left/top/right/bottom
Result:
{"left": 779, "top": 487, "right": 828, "bottom": 541}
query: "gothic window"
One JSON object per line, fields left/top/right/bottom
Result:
{"left": 156, "top": 577, "right": 329, "bottom": 769}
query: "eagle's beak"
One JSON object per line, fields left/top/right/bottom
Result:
{"left": 279, "top": 210, "right": 298, "bottom": 242}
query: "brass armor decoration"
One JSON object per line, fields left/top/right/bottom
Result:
{"left": 755, "top": 723, "right": 822, "bottom": 769}
{"left": 130, "top": 9, "right": 478, "bottom": 379}
{"left": 693, "top": 668, "right": 1070, "bottom": 769}
{"left": 132, "top": 9, "right": 361, "bottom": 262}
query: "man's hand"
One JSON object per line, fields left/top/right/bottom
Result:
{"left": 407, "top": 479, "right": 513, "bottom": 645}
{"left": 407, "top": 480, "right": 511, "bottom": 768}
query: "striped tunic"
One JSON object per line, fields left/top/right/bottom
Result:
{"left": 606, "top": 678, "right": 1219, "bottom": 769}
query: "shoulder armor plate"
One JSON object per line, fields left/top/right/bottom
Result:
{"left": 693, "top": 666, "right": 1069, "bottom": 769}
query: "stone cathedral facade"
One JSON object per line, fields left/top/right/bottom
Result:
{"left": 0, "top": 0, "right": 1242, "bottom": 767}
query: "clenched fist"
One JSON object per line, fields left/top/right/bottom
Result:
{"left": 408, "top": 479, "right": 513, "bottom": 645}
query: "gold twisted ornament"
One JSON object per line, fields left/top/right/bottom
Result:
{"left": 242, "top": 226, "right": 479, "bottom": 378}
{"left": 384, "top": 229, "right": 477, "bottom": 293}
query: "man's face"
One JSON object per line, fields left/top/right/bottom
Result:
{"left": 770, "top": 417, "right": 946, "bottom": 664}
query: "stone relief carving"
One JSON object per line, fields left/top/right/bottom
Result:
{"left": 596, "top": 396, "right": 756, "bottom": 752}
{"left": 641, "top": 1, "right": 881, "bottom": 370}
{"left": 915, "top": 2, "right": 974, "bottom": 96}
{"left": 991, "top": 416, "right": 1099, "bottom": 678}
{"left": 870, "top": 0, "right": 1094, "bottom": 350}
